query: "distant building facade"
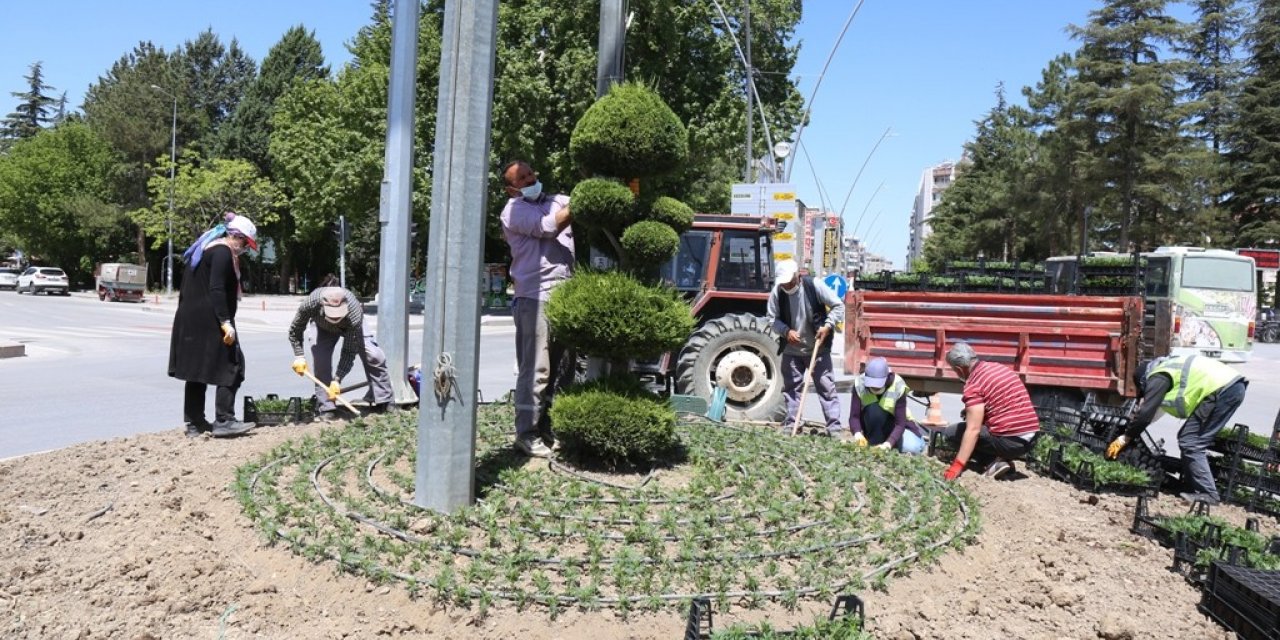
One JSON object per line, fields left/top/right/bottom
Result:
{"left": 906, "top": 160, "right": 961, "bottom": 266}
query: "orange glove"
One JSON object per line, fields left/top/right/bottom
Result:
{"left": 1106, "top": 436, "right": 1128, "bottom": 460}
{"left": 943, "top": 459, "right": 966, "bottom": 481}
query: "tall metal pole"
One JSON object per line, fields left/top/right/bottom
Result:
{"left": 376, "top": 0, "right": 419, "bottom": 405}
{"left": 167, "top": 95, "right": 176, "bottom": 297}
{"left": 596, "top": 0, "right": 626, "bottom": 97}
{"left": 743, "top": 0, "right": 753, "bottom": 182}
{"left": 415, "top": 0, "right": 499, "bottom": 512}
{"left": 338, "top": 214, "right": 346, "bottom": 288}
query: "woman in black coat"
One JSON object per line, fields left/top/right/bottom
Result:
{"left": 168, "top": 213, "right": 259, "bottom": 437}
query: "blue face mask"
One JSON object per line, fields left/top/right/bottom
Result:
{"left": 520, "top": 180, "right": 543, "bottom": 200}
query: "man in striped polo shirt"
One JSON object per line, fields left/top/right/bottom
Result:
{"left": 288, "top": 286, "right": 394, "bottom": 418}
{"left": 938, "top": 342, "right": 1040, "bottom": 480}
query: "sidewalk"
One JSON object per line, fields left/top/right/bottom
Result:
{"left": 91, "top": 291, "right": 515, "bottom": 328}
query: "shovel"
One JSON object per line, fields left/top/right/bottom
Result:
{"left": 789, "top": 331, "right": 827, "bottom": 436}
{"left": 299, "top": 369, "right": 362, "bottom": 416}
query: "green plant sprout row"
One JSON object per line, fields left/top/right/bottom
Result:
{"left": 233, "top": 404, "right": 980, "bottom": 617}
{"left": 1030, "top": 433, "right": 1153, "bottom": 487}
{"left": 1157, "top": 512, "right": 1280, "bottom": 571}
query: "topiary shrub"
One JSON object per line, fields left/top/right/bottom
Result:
{"left": 545, "top": 270, "right": 694, "bottom": 361}
{"left": 621, "top": 220, "right": 680, "bottom": 266}
{"left": 645, "top": 196, "right": 694, "bottom": 234}
{"left": 569, "top": 82, "right": 689, "bottom": 179}
{"left": 569, "top": 178, "right": 635, "bottom": 234}
{"left": 549, "top": 375, "right": 678, "bottom": 467}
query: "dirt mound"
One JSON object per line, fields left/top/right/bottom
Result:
{"left": 0, "top": 423, "right": 1239, "bottom": 639}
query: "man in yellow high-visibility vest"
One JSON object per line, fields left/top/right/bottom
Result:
{"left": 1107, "top": 355, "right": 1248, "bottom": 505}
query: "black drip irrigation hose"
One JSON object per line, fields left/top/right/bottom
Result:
{"left": 244, "top": 417, "right": 977, "bottom": 608}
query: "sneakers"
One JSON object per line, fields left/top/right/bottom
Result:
{"left": 515, "top": 434, "right": 554, "bottom": 458}
{"left": 982, "top": 459, "right": 1013, "bottom": 480}
{"left": 314, "top": 410, "right": 344, "bottom": 423}
{"left": 1179, "top": 491, "right": 1221, "bottom": 506}
{"left": 184, "top": 421, "right": 212, "bottom": 437}
{"left": 210, "top": 420, "right": 255, "bottom": 438}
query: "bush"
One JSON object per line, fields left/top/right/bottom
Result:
{"left": 645, "top": 196, "right": 694, "bottom": 234}
{"left": 569, "top": 82, "right": 688, "bottom": 178}
{"left": 545, "top": 270, "right": 694, "bottom": 360}
{"left": 570, "top": 178, "right": 635, "bottom": 234}
{"left": 621, "top": 220, "right": 680, "bottom": 266}
{"left": 550, "top": 376, "right": 679, "bottom": 467}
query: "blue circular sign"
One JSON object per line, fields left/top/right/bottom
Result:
{"left": 823, "top": 273, "right": 848, "bottom": 299}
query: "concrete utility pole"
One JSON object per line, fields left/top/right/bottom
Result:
{"left": 596, "top": 0, "right": 626, "bottom": 97}
{"left": 415, "top": 0, "right": 500, "bottom": 512}
{"left": 376, "top": 0, "right": 419, "bottom": 405}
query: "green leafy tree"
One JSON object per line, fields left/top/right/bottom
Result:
{"left": 1224, "top": 0, "right": 1280, "bottom": 247}
{"left": 1, "top": 62, "right": 57, "bottom": 144}
{"left": 176, "top": 30, "right": 258, "bottom": 156}
{"left": 545, "top": 81, "right": 695, "bottom": 464}
{"left": 1019, "top": 54, "right": 1099, "bottom": 258}
{"left": 924, "top": 85, "right": 1039, "bottom": 263}
{"left": 0, "top": 122, "right": 131, "bottom": 283}
{"left": 1068, "top": 0, "right": 1197, "bottom": 249}
{"left": 269, "top": 4, "right": 442, "bottom": 291}
{"left": 218, "top": 25, "right": 329, "bottom": 173}
{"left": 83, "top": 41, "right": 181, "bottom": 264}
{"left": 139, "top": 154, "right": 284, "bottom": 252}
{"left": 268, "top": 1, "right": 803, "bottom": 292}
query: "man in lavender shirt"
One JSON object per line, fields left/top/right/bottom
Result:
{"left": 500, "top": 160, "right": 574, "bottom": 458}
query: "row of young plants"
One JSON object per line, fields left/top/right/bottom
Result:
{"left": 234, "top": 402, "right": 980, "bottom": 617}
{"left": 1157, "top": 512, "right": 1280, "bottom": 572}
{"left": 1029, "top": 431, "right": 1154, "bottom": 488}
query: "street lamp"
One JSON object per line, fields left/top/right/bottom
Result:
{"left": 150, "top": 84, "right": 177, "bottom": 297}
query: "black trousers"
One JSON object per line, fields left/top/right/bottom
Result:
{"left": 942, "top": 422, "right": 1034, "bottom": 467}
{"left": 184, "top": 381, "right": 240, "bottom": 425}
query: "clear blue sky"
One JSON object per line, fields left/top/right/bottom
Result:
{"left": 2, "top": 1, "right": 1189, "bottom": 266}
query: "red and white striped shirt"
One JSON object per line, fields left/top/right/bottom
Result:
{"left": 961, "top": 361, "right": 1040, "bottom": 437}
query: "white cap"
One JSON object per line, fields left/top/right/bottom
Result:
{"left": 320, "top": 287, "right": 349, "bottom": 322}
{"left": 775, "top": 259, "right": 799, "bottom": 286}
{"left": 226, "top": 215, "right": 258, "bottom": 250}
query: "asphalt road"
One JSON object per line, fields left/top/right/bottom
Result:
{"left": 2, "top": 289, "right": 1278, "bottom": 461}
{"left": 0, "top": 290, "right": 517, "bottom": 459}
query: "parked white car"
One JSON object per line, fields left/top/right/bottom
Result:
{"left": 18, "top": 266, "right": 70, "bottom": 295}
{"left": 0, "top": 267, "right": 18, "bottom": 290}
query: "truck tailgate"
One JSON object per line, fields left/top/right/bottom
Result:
{"left": 844, "top": 291, "right": 1142, "bottom": 396}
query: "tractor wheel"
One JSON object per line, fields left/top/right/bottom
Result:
{"left": 675, "top": 313, "right": 785, "bottom": 423}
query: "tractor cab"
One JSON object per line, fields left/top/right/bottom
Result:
{"left": 653, "top": 214, "right": 788, "bottom": 422}
{"left": 659, "top": 214, "right": 777, "bottom": 320}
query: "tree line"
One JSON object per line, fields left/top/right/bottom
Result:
{"left": 0, "top": 0, "right": 804, "bottom": 294}
{"left": 924, "top": 0, "right": 1280, "bottom": 266}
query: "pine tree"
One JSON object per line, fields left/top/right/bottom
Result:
{"left": 216, "top": 25, "right": 328, "bottom": 172}
{"left": 1224, "top": 0, "right": 1280, "bottom": 246}
{"left": 1179, "top": 0, "right": 1246, "bottom": 152}
{"left": 1068, "top": 0, "right": 1195, "bottom": 249}
{"left": 1, "top": 61, "right": 57, "bottom": 140}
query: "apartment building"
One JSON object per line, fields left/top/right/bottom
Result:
{"left": 906, "top": 160, "right": 960, "bottom": 265}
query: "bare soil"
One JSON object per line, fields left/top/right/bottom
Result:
{"left": 0, "top": 422, "right": 1246, "bottom": 639}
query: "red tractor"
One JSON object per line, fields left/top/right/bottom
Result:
{"left": 646, "top": 213, "right": 788, "bottom": 422}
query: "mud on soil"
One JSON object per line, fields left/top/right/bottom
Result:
{"left": 0, "top": 422, "right": 1245, "bottom": 639}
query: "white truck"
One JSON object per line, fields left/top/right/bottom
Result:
{"left": 95, "top": 263, "right": 146, "bottom": 302}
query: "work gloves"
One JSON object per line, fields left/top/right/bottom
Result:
{"left": 220, "top": 322, "right": 236, "bottom": 346}
{"left": 852, "top": 433, "right": 868, "bottom": 447}
{"left": 292, "top": 357, "right": 308, "bottom": 376}
{"left": 326, "top": 381, "right": 342, "bottom": 401}
{"left": 943, "top": 459, "right": 966, "bottom": 481}
{"left": 1106, "top": 435, "right": 1129, "bottom": 460}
